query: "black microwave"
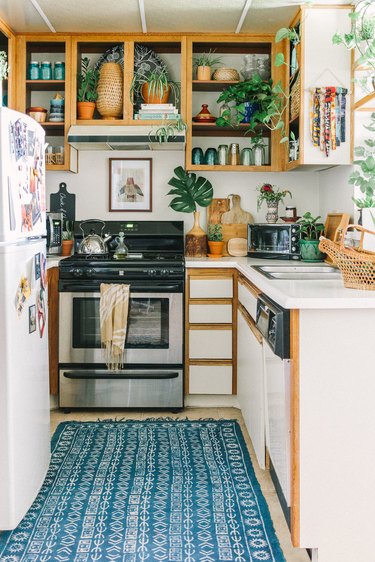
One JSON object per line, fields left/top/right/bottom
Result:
{"left": 248, "top": 223, "right": 301, "bottom": 259}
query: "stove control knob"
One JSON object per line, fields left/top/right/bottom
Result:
{"left": 72, "top": 268, "right": 83, "bottom": 278}
{"left": 86, "top": 268, "right": 95, "bottom": 278}
{"left": 148, "top": 269, "right": 157, "bottom": 277}
{"left": 161, "top": 269, "right": 169, "bottom": 277}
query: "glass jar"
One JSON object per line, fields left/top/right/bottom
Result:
{"left": 192, "top": 147, "right": 204, "bottom": 165}
{"left": 240, "top": 147, "right": 252, "bottom": 166}
{"left": 29, "top": 61, "right": 40, "bottom": 80}
{"left": 54, "top": 61, "right": 65, "bottom": 80}
{"left": 40, "top": 61, "right": 52, "bottom": 80}
{"left": 218, "top": 144, "right": 228, "bottom": 165}
{"left": 204, "top": 147, "right": 218, "bottom": 165}
{"left": 253, "top": 145, "right": 265, "bottom": 166}
{"left": 229, "top": 143, "right": 240, "bottom": 166}
{"left": 240, "top": 54, "right": 257, "bottom": 81}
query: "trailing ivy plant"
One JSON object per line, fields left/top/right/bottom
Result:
{"left": 167, "top": 166, "right": 213, "bottom": 213}
{"left": 350, "top": 111, "right": 375, "bottom": 208}
{"left": 150, "top": 117, "right": 187, "bottom": 145}
{"left": 332, "top": 0, "right": 375, "bottom": 90}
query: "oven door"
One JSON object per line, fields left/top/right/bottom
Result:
{"left": 59, "top": 289, "right": 183, "bottom": 365}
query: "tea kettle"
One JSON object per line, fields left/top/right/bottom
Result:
{"left": 77, "top": 219, "right": 112, "bottom": 254}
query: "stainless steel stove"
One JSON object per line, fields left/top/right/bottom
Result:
{"left": 58, "top": 220, "right": 185, "bottom": 410}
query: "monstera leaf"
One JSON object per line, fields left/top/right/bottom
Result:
{"left": 167, "top": 166, "right": 213, "bottom": 213}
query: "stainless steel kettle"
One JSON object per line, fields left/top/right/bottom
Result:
{"left": 77, "top": 219, "right": 112, "bottom": 254}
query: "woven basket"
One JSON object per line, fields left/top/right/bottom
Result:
{"left": 290, "top": 72, "right": 301, "bottom": 121}
{"left": 319, "top": 225, "right": 375, "bottom": 290}
{"left": 213, "top": 68, "right": 240, "bottom": 81}
{"left": 96, "top": 62, "right": 123, "bottom": 119}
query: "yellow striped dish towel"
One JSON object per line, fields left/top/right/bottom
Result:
{"left": 100, "top": 283, "right": 130, "bottom": 370}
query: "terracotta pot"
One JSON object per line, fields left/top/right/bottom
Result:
{"left": 96, "top": 62, "right": 123, "bottom": 119}
{"left": 141, "top": 83, "right": 170, "bottom": 105}
{"left": 208, "top": 240, "right": 224, "bottom": 256}
{"left": 77, "top": 101, "right": 95, "bottom": 120}
{"left": 61, "top": 240, "right": 74, "bottom": 256}
{"left": 196, "top": 66, "right": 211, "bottom": 81}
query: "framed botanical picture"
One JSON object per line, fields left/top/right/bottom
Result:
{"left": 109, "top": 158, "right": 152, "bottom": 212}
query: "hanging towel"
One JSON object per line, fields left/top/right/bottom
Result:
{"left": 100, "top": 283, "right": 130, "bottom": 370}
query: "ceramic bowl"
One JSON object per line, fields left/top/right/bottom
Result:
{"left": 27, "top": 107, "right": 47, "bottom": 123}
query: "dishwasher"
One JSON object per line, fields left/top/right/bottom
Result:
{"left": 256, "top": 294, "right": 291, "bottom": 518}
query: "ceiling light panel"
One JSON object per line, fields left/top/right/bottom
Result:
{"left": 36, "top": 0, "right": 142, "bottom": 33}
{"left": 145, "top": 0, "right": 245, "bottom": 33}
{"left": 0, "top": 0, "right": 51, "bottom": 32}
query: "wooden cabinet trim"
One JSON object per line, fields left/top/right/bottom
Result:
{"left": 238, "top": 302, "right": 263, "bottom": 345}
{"left": 189, "top": 298, "right": 232, "bottom": 305}
{"left": 189, "top": 359, "right": 232, "bottom": 366}
{"left": 238, "top": 273, "right": 261, "bottom": 298}
{"left": 189, "top": 324, "right": 232, "bottom": 331}
{"left": 47, "top": 267, "right": 59, "bottom": 395}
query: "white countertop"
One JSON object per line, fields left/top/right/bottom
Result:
{"left": 186, "top": 257, "right": 375, "bottom": 309}
{"left": 47, "top": 256, "right": 62, "bottom": 269}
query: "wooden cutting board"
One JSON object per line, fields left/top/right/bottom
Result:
{"left": 324, "top": 212, "right": 350, "bottom": 263}
{"left": 222, "top": 224, "right": 248, "bottom": 256}
{"left": 227, "top": 237, "right": 248, "bottom": 257}
{"left": 206, "top": 198, "right": 230, "bottom": 224}
{"left": 49, "top": 182, "right": 76, "bottom": 225}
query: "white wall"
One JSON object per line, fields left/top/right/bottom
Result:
{"left": 318, "top": 165, "right": 355, "bottom": 222}
{"left": 46, "top": 150, "right": 321, "bottom": 228}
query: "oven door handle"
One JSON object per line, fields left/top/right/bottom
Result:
{"left": 59, "top": 282, "right": 183, "bottom": 292}
{"left": 63, "top": 371, "right": 179, "bottom": 380}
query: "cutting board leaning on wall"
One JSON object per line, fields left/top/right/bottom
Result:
{"left": 207, "top": 195, "right": 253, "bottom": 256}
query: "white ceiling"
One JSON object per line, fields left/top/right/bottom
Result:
{"left": 0, "top": 0, "right": 352, "bottom": 34}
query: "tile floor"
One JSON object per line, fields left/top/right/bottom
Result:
{"left": 51, "top": 407, "right": 310, "bottom": 562}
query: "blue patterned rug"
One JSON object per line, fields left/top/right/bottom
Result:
{"left": 0, "top": 420, "right": 286, "bottom": 562}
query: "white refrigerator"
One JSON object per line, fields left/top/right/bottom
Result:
{"left": 0, "top": 107, "right": 50, "bottom": 530}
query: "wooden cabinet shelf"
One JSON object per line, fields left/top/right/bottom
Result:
{"left": 192, "top": 80, "right": 239, "bottom": 92}
{"left": 26, "top": 79, "right": 65, "bottom": 91}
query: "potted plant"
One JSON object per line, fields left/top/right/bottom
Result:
{"left": 297, "top": 212, "right": 325, "bottom": 262}
{"left": 215, "top": 74, "right": 285, "bottom": 136}
{"left": 193, "top": 49, "right": 223, "bottom": 81}
{"left": 131, "top": 66, "right": 180, "bottom": 106}
{"left": 256, "top": 183, "right": 292, "bottom": 223}
{"left": 167, "top": 166, "right": 213, "bottom": 257}
{"left": 61, "top": 221, "right": 74, "bottom": 256}
{"left": 207, "top": 224, "right": 224, "bottom": 257}
{"left": 77, "top": 57, "right": 99, "bottom": 119}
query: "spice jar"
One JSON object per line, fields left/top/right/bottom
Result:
{"left": 229, "top": 143, "right": 240, "bottom": 166}
{"left": 29, "top": 61, "right": 40, "bottom": 80}
{"left": 40, "top": 61, "right": 52, "bottom": 80}
{"left": 54, "top": 61, "right": 65, "bottom": 80}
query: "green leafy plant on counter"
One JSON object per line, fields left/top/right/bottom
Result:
{"left": 207, "top": 224, "right": 223, "bottom": 241}
{"left": 62, "top": 220, "right": 74, "bottom": 240}
{"left": 297, "top": 212, "right": 324, "bottom": 240}
{"left": 167, "top": 166, "right": 213, "bottom": 213}
{"left": 77, "top": 57, "right": 99, "bottom": 102}
{"left": 350, "top": 111, "right": 375, "bottom": 208}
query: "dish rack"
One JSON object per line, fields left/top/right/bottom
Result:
{"left": 319, "top": 224, "right": 375, "bottom": 290}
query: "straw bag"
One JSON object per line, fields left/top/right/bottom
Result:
{"left": 318, "top": 224, "right": 375, "bottom": 290}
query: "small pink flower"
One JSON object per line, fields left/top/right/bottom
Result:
{"left": 261, "top": 184, "right": 273, "bottom": 192}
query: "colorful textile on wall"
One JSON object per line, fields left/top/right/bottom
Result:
{"left": 0, "top": 420, "right": 286, "bottom": 562}
{"left": 310, "top": 87, "right": 347, "bottom": 157}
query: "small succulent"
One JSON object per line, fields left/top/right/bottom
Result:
{"left": 207, "top": 224, "right": 223, "bottom": 241}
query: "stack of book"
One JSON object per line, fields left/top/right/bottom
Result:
{"left": 134, "top": 104, "right": 180, "bottom": 120}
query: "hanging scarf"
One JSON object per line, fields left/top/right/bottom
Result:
{"left": 310, "top": 87, "right": 347, "bottom": 157}
{"left": 100, "top": 283, "right": 130, "bottom": 370}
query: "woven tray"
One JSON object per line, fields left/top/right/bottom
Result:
{"left": 319, "top": 224, "right": 375, "bottom": 290}
{"left": 213, "top": 68, "right": 240, "bottom": 81}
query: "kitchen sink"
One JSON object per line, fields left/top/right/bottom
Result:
{"left": 251, "top": 264, "right": 342, "bottom": 280}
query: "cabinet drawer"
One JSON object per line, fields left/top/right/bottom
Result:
{"left": 189, "top": 329, "right": 232, "bottom": 359}
{"left": 238, "top": 282, "right": 258, "bottom": 321}
{"left": 190, "top": 278, "right": 233, "bottom": 299}
{"left": 189, "top": 365, "right": 232, "bottom": 394}
{"left": 189, "top": 303, "right": 232, "bottom": 324}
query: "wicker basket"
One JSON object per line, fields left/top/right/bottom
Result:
{"left": 96, "top": 62, "right": 123, "bottom": 119}
{"left": 319, "top": 224, "right": 375, "bottom": 290}
{"left": 290, "top": 72, "right": 301, "bottom": 121}
{"left": 212, "top": 68, "right": 240, "bottom": 81}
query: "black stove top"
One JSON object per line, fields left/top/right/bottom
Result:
{"left": 59, "top": 220, "right": 185, "bottom": 283}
